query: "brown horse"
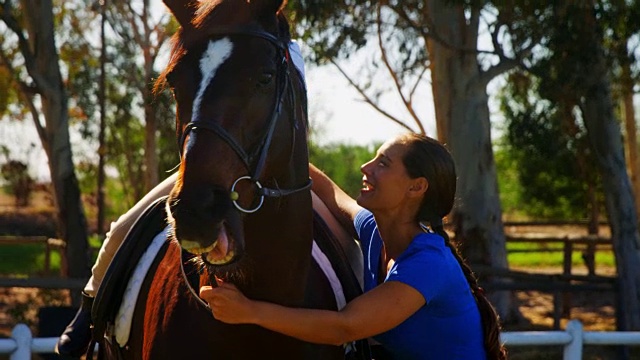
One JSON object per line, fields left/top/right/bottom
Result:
{"left": 92, "top": 0, "right": 367, "bottom": 359}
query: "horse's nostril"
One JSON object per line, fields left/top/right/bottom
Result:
{"left": 170, "top": 187, "right": 233, "bottom": 223}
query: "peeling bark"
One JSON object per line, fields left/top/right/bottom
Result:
{"left": 16, "top": 0, "right": 90, "bottom": 285}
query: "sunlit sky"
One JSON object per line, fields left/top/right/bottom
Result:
{"left": 305, "top": 60, "right": 435, "bottom": 146}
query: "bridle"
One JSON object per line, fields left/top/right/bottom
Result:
{"left": 177, "top": 27, "right": 311, "bottom": 214}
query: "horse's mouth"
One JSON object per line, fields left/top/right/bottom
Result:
{"left": 180, "top": 224, "right": 237, "bottom": 265}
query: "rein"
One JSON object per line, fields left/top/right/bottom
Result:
{"left": 180, "top": 248, "right": 213, "bottom": 310}
{"left": 178, "top": 27, "right": 310, "bottom": 214}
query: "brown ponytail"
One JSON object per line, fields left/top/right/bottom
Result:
{"left": 432, "top": 223, "right": 507, "bottom": 360}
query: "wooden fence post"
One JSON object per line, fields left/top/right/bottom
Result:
{"left": 563, "top": 238, "right": 573, "bottom": 317}
{"left": 583, "top": 238, "right": 596, "bottom": 276}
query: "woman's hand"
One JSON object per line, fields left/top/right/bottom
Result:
{"left": 200, "top": 280, "right": 256, "bottom": 324}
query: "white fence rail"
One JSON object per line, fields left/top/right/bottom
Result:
{"left": 1, "top": 320, "right": 640, "bottom": 359}
{"left": 0, "top": 324, "right": 58, "bottom": 360}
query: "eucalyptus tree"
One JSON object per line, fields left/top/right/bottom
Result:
{"left": 495, "top": 0, "right": 640, "bottom": 329}
{"left": 497, "top": 1, "right": 640, "bottom": 230}
{"left": 0, "top": 0, "right": 90, "bottom": 281}
{"left": 525, "top": 1, "right": 640, "bottom": 330}
{"left": 603, "top": 3, "right": 640, "bottom": 217}
{"left": 498, "top": 72, "right": 603, "bottom": 224}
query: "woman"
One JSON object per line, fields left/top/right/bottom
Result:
{"left": 201, "top": 133, "right": 507, "bottom": 359}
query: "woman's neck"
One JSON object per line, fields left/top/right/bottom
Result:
{"left": 375, "top": 216, "right": 423, "bottom": 260}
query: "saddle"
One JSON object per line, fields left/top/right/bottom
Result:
{"left": 91, "top": 196, "right": 169, "bottom": 341}
{"left": 90, "top": 196, "right": 371, "bottom": 360}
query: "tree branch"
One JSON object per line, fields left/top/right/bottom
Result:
{"left": 329, "top": 58, "right": 416, "bottom": 134}
{"left": 126, "top": 2, "right": 146, "bottom": 48}
{"left": 408, "top": 65, "right": 429, "bottom": 106}
{"left": 150, "top": 17, "right": 170, "bottom": 60}
{"left": 376, "top": 5, "right": 424, "bottom": 134}
{"left": 0, "top": 48, "right": 48, "bottom": 151}
{"left": 0, "top": 1, "right": 49, "bottom": 94}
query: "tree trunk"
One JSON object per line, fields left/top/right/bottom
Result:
{"left": 621, "top": 63, "right": 640, "bottom": 218}
{"left": 587, "top": 183, "right": 599, "bottom": 236}
{"left": 143, "top": 90, "right": 159, "bottom": 190}
{"left": 425, "top": 0, "right": 515, "bottom": 321}
{"left": 20, "top": 0, "right": 90, "bottom": 283}
{"left": 97, "top": 0, "right": 108, "bottom": 235}
{"left": 580, "top": 8, "right": 640, "bottom": 330}
{"left": 142, "top": 0, "right": 159, "bottom": 191}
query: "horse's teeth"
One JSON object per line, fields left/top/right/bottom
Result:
{"left": 182, "top": 240, "right": 216, "bottom": 255}
{"left": 207, "top": 250, "right": 235, "bottom": 265}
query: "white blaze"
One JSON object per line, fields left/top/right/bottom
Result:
{"left": 192, "top": 38, "right": 233, "bottom": 122}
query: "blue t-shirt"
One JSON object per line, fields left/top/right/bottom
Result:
{"left": 354, "top": 210, "right": 487, "bottom": 360}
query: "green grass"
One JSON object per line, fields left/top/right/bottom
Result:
{"left": 507, "top": 242, "right": 616, "bottom": 268}
{"left": 0, "top": 236, "right": 617, "bottom": 275}
{"left": 0, "top": 234, "right": 102, "bottom": 276}
{"left": 0, "top": 243, "right": 63, "bottom": 276}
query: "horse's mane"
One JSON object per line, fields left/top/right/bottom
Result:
{"left": 154, "top": 0, "right": 291, "bottom": 95}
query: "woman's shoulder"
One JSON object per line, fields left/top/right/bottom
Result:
{"left": 410, "top": 232, "right": 446, "bottom": 251}
{"left": 354, "top": 209, "right": 375, "bottom": 230}
{"left": 395, "top": 233, "right": 452, "bottom": 270}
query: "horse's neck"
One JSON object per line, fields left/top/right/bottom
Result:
{"left": 239, "top": 197, "right": 313, "bottom": 304}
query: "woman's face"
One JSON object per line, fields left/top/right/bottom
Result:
{"left": 356, "top": 138, "right": 416, "bottom": 213}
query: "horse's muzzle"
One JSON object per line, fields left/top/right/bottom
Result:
{"left": 166, "top": 189, "right": 245, "bottom": 266}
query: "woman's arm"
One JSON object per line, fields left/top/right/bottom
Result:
{"left": 309, "top": 164, "right": 362, "bottom": 238}
{"left": 200, "top": 279, "right": 425, "bottom": 345}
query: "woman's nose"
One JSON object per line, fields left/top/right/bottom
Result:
{"left": 360, "top": 160, "right": 372, "bottom": 174}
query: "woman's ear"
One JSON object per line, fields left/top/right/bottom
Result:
{"left": 408, "top": 177, "right": 428, "bottom": 198}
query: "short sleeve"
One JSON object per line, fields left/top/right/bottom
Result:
{"left": 353, "top": 209, "right": 384, "bottom": 292}
{"left": 386, "top": 244, "right": 447, "bottom": 303}
{"left": 354, "top": 209, "right": 374, "bottom": 240}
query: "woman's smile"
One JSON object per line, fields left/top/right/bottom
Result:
{"left": 361, "top": 178, "right": 374, "bottom": 193}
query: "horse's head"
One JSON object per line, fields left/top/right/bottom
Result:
{"left": 158, "top": 0, "right": 310, "bottom": 279}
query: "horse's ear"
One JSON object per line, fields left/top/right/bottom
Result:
{"left": 163, "top": 0, "right": 197, "bottom": 29}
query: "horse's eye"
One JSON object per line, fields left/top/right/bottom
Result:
{"left": 257, "top": 73, "right": 274, "bottom": 87}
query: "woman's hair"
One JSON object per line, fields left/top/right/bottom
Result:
{"left": 400, "top": 133, "right": 507, "bottom": 360}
